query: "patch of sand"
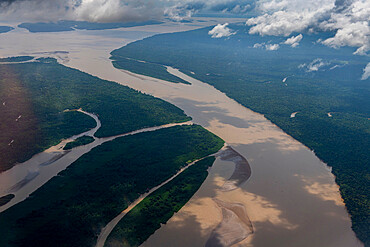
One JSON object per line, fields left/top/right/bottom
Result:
{"left": 290, "top": 111, "right": 299, "bottom": 118}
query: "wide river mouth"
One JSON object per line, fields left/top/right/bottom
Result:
{"left": 0, "top": 19, "right": 363, "bottom": 247}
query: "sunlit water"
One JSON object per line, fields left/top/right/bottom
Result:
{"left": 0, "top": 19, "right": 362, "bottom": 247}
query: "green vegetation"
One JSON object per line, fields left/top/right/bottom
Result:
{"left": 110, "top": 24, "right": 370, "bottom": 245}
{"left": 105, "top": 156, "right": 216, "bottom": 247}
{"left": 0, "top": 125, "right": 224, "bottom": 247}
{"left": 112, "top": 57, "right": 190, "bottom": 84}
{"left": 0, "top": 56, "right": 33, "bottom": 62}
{"left": 0, "top": 59, "right": 189, "bottom": 172}
{"left": 0, "top": 194, "right": 15, "bottom": 207}
{"left": 63, "top": 136, "right": 95, "bottom": 150}
{"left": 36, "top": 57, "right": 59, "bottom": 63}
{"left": 0, "top": 63, "right": 96, "bottom": 172}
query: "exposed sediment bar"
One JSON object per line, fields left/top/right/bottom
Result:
{"left": 218, "top": 146, "right": 251, "bottom": 192}
{"left": 205, "top": 198, "right": 253, "bottom": 247}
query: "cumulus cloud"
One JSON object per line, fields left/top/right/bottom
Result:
{"left": 0, "top": 0, "right": 74, "bottom": 22}
{"left": 209, "top": 23, "right": 236, "bottom": 38}
{"left": 283, "top": 34, "right": 303, "bottom": 47}
{"left": 265, "top": 43, "right": 280, "bottom": 50}
{"left": 0, "top": 0, "right": 254, "bottom": 23}
{"left": 253, "top": 42, "right": 264, "bottom": 48}
{"left": 246, "top": 0, "right": 370, "bottom": 55}
{"left": 361, "top": 63, "right": 370, "bottom": 80}
{"left": 319, "top": 0, "right": 370, "bottom": 55}
{"left": 300, "top": 59, "right": 351, "bottom": 72}
{"left": 228, "top": 4, "right": 251, "bottom": 13}
{"left": 253, "top": 42, "right": 280, "bottom": 50}
{"left": 246, "top": 0, "right": 334, "bottom": 36}
{"left": 164, "top": 0, "right": 254, "bottom": 21}
{"left": 73, "top": 0, "right": 163, "bottom": 23}
{"left": 0, "top": 0, "right": 166, "bottom": 22}
{"left": 210, "top": 0, "right": 254, "bottom": 14}
{"left": 221, "top": 4, "right": 251, "bottom": 14}
{"left": 164, "top": 2, "right": 205, "bottom": 22}
{"left": 299, "top": 58, "right": 330, "bottom": 72}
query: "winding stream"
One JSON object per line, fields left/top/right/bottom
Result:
{"left": 0, "top": 109, "right": 100, "bottom": 212}
{"left": 96, "top": 151, "right": 222, "bottom": 247}
{"left": 0, "top": 107, "right": 193, "bottom": 213}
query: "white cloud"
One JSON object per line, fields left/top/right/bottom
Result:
{"left": 283, "top": 34, "right": 303, "bottom": 47}
{"left": 0, "top": 0, "right": 73, "bottom": 22}
{"left": 253, "top": 42, "right": 280, "bottom": 50}
{"left": 164, "top": 2, "right": 206, "bottom": 22}
{"left": 265, "top": 43, "right": 280, "bottom": 50}
{"left": 246, "top": 1, "right": 334, "bottom": 36}
{"left": 329, "top": 64, "right": 340, "bottom": 70}
{"left": 73, "top": 0, "right": 163, "bottom": 23}
{"left": 320, "top": 18, "right": 370, "bottom": 55}
{"left": 221, "top": 4, "right": 251, "bottom": 14}
{"left": 361, "top": 63, "right": 370, "bottom": 80}
{"left": 299, "top": 58, "right": 330, "bottom": 72}
{"left": 0, "top": 0, "right": 253, "bottom": 23}
{"left": 246, "top": 0, "right": 370, "bottom": 55}
{"left": 253, "top": 42, "right": 264, "bottom": 48}
{"left": 209, "top": 23, "right": 236, "bottom": 38}
{"left": 231, "top": 4, "right": 251, "bottom": 13}
{"left": 0, "top": 0, "right": 164, "bottom": 22}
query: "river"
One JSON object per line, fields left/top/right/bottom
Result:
{"left": 0, "top": 19, "right": 362, "bottom": 247}
{"left": 96, "top": 148, "right": 225, "bottom": 247}
{"left": 0, "top": 107, "right": 192, "bottom": 213}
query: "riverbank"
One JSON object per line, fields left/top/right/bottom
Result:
{"left": 0, "top": 109, "right": 100, "bottom": 212}
{"left": 109, "top": 25, "right": 369, "bottom": 245}
{"left": 0, "top": 124, "right": 224, "bottom": 247}
{"left": 0, "top": 108, "right": 193, "bottom": 213}
{"left": 115, "top": 67, "right": 360, "bottom": 247}
{"left": 98, "top": 154, "right": 219, "bottom": 247}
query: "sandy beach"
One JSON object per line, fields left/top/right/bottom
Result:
{"left": 219, "top": 146, "right": 251, "bottom": 192}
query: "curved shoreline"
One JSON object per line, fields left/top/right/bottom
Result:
{"left": 205, "top": 198, "right": 253, "bottom": 247}
{"left": 0, "top": 107, "right": 193, "bottom": 213}
{"left": 218, "top": 146, "right": 251, "bottom": 192}
{"left": 0, "top": 109, "right": 100, "bottom": 212}
{"left": 203, "top": 146, "right": 254, "bottom": 247}
{"left": 95, "top": 153, "right": 216, "bottom": 247}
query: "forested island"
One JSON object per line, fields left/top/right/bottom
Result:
{"left": 0, "top": 56, "right": 226, "bottom": 247}
{"left": 0, "top": 56, "right": 33, "bottom": 62}
{"left": 105, "top": 156, "right": 216, "bottom": 247}
{"left": 112, "top": 57, "right": 189, "bottom": 84}
{"left": 0, "top": 125, "right": 224, "bottom": 247}
{"left": 110, "top": 24, "right": 370, "bottom": 246}
{"left": 0, "top": 58, "right": 190, "bottom": 172}
{"left": 63, "top": 136, "right": 95, "bottom": 150}
{"left": 0, "top": 194, "right": 15, "bottom": 207}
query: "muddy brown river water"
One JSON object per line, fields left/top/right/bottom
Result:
{"left": 0, "top": 19, "right": 363, "bottom": 247}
